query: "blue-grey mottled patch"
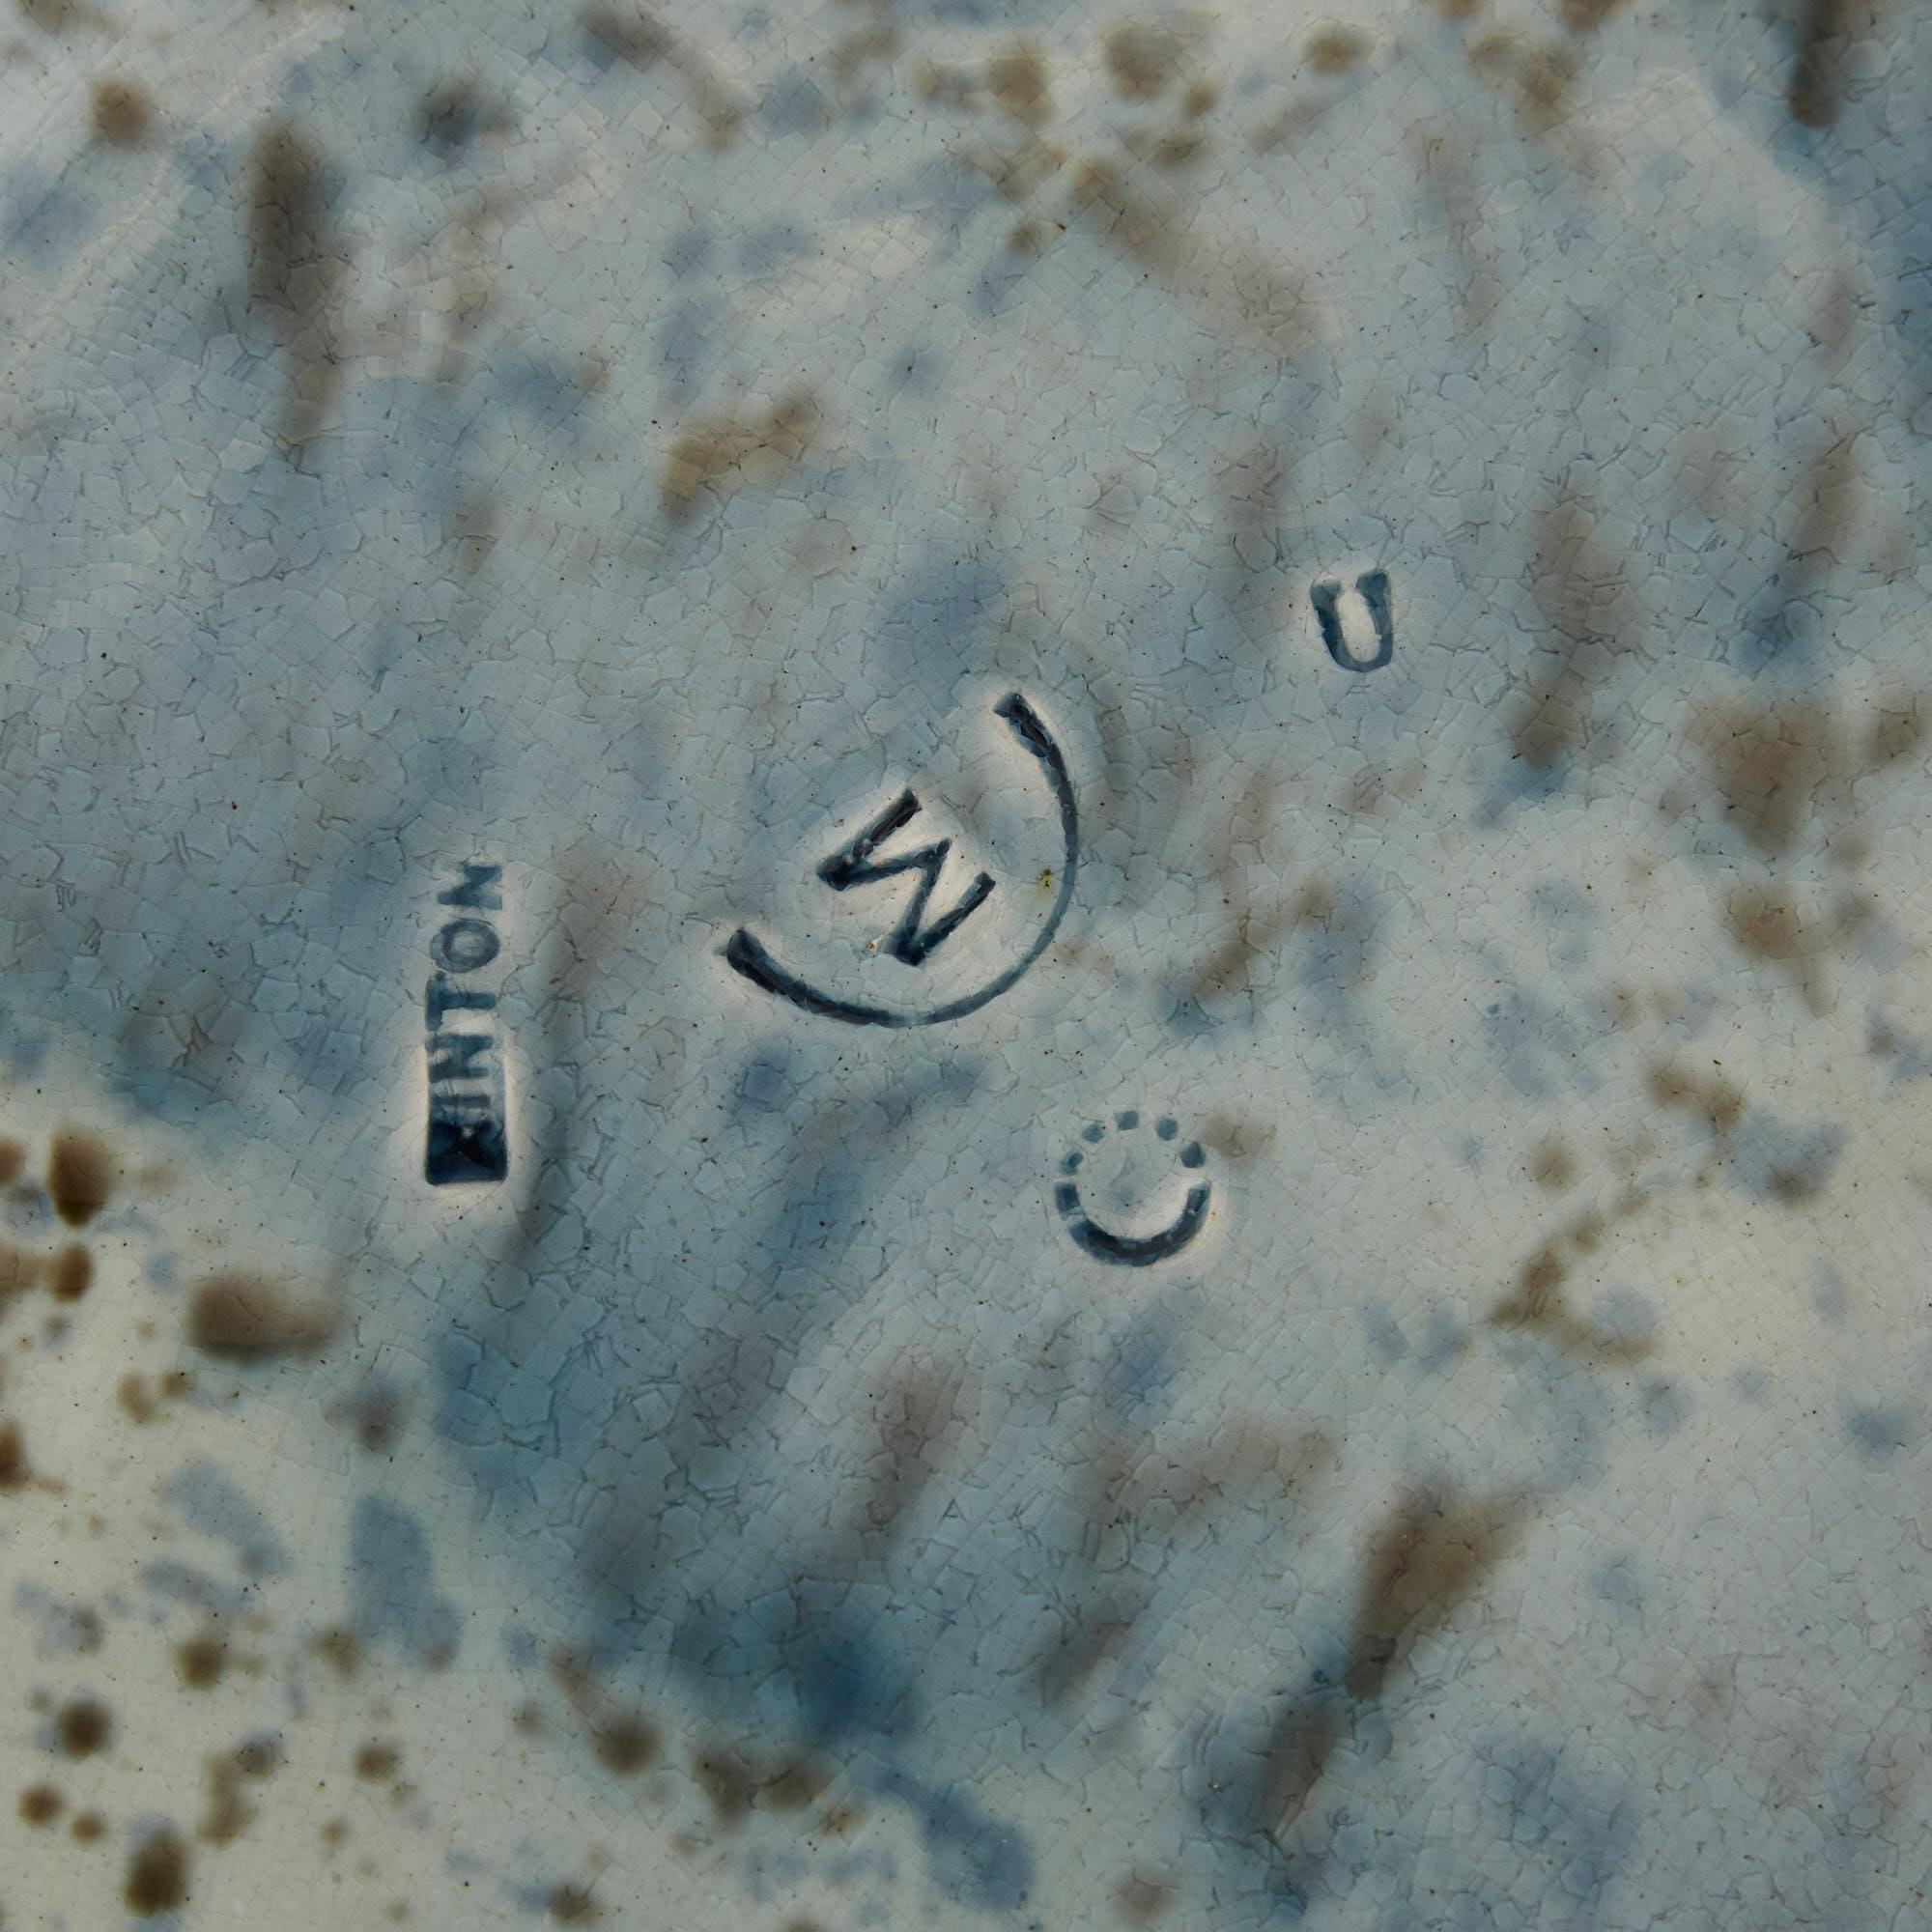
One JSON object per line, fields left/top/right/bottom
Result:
{"left": 656, "top": 298, "right": 716, "bottom": 403}
{"left": 664, "top": 222, "right": 713, "bottom": 275}
{"left": 1729, "top": 1111, "right": 1843, "bottom": 1202}
{"left": 739, "top": 219, "right": 814, "bottom": 276}
{"left": 162, "top": 1463, "right": 290, "bottom": 1578}
{"left": 1102, "top": 1299, "right": 1185, "bottom": 1422}
{"left": 1842, "top": 1402, "right": 1914, "bottom": 1463}
{"left": 1476, "top": 1739, "right": 1634, "bottom": 1925}
{"left": 760, "top": 68, "right": 825, "bottom": 136}
{"left": 1639, "top": 1377, "right": 1688, "bottom": 1440}
{"left": 5, "top": 165, "right": 96, "bottom": 269}
{"left": 349, "top": 1496, "right": 463, "bottom": 1664}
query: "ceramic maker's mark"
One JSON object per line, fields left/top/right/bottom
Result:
{"left": 724, "top": 691, "right": 1078, "bottom": 1027}
{"left": 1314, "top": 569, "right": 1396, "bottom": 672}
{"left": 815, "top": 788, "right": 995, "bottom": 966}
{"left": 425, "top": 863, "right": 509, "bottom": 1185}
{"left": 1056, "top": 1112, "right": 1212, "bottom": 1266}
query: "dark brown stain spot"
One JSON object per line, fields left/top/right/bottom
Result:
{"left": 988, "top": 43, "right": 1050, "bottom": 123}
{"left": 71, "top": 1809, "right": 104, "bottom": 1841}
{"left": 580, "top": 2, "right": 670, "bottom": 68}
{"left": 1530, "top": 1137, "right": 1575, "bottom": 1190}
{"left": 1512, "top": 491, "right": 1639, "bottom": 768}
{"left": 1788, "top": 0, "right": 1855, "bottom": 128}
{"left": 186, "top": 1273, "right": 340, "bottom": 1357}
{"left": 19, "top": 1783, "right": 62, "bottom": 1825}
{"left": 1648, "top": 1060, "right": 1745, "bottom": 1135}
{"left": 16, "top": 0, "right": 101, "bottom": 31}
{"left": 49, "top": 1245, "right": 92, "bottom": 1301}
{"left": 1114, "top": 1871, "right": 1173, "bottom": 1924}
{"left": 125, "top": 1825, "right": 190, "bottom": 1916}
{"left": 1345, "top": 1489, "right": 1520, "bottom": 1700}
{"left": 1866, "top": 696, "right": 1924, "bottom": 770}
{"left": 1102, "top": 18, "right": 1188, "bottom": 99}
{"left": 757, "top": 1756, "right": 832, "bottom": 1811}
{"left": 355, "top": 1742, "right": 400, "bottom": 1780}
{"left": 1305, "top": 24, "right": 1369, "bottom": 71}
{"left": 0, "top": 1140, "right": 22, "bottom": 1184}
{"left": 550, "top": 1885, "right": 601, "bottom": 1923}
{"left": 1182, "top": 78, "right": 1217, "bottom": 116}
{"left": 1468, "top": 33, "right": 1574, "bottom": 135}
{"left": 245, "top": 122, "right": 346, "bottom": 446}
{"left": 56, "top": 1695, "right": 111, "bottom": 1757}
{"left": 418, "top": 80, "right": 479, "bottom": 150}
{"left": 1428, "top": 0, "right": 1484, "bottom": 15}
{"left": 48, "top": 1132, "right": 111, "bottom": 1227}
{"left": 177, "top": 1632, "right": 228, "bottom": 1690}
{"left": 312, "top": 1627, "right": 359, "bottom": 1675}
{"left": 199, "top": 1756, "right": 251, "bottom": 1844}
{"left": 661, "top": 391, "right": 819, "bottom": 523}
{"left": 118, "top": 1375, "right": 156, "bottom": 1424}
{"left": 692, "top": 1744, "right": 755, "bottom": 1828}
{"left": 1722, "top": 887, "right": 1849, "bottom": 1016}
{"left": 1559, "top": 0, "right": 1627, "bottom": 27}
{"left": 1696, "top": 700, "right": 1836, "bottom": 858}
{"left": 91, "top": 78, "right": 152, "bottom": 145}
{"left": 0, "top": 1421, "right": 28, "bottom": 1492}
{"left": 591, "top": 1713, "right": 658, "bottom": 1776}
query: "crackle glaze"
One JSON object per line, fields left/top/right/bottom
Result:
{"left": 2, "top": 0, "right": 1930, "bottom": 1925}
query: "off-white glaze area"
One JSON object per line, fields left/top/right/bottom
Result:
{"left": 2, "top": 0, "right": 1929, "bottom": 1925}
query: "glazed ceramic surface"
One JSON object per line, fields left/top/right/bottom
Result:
{"left": 2, "top": 0, "right": 1930, "bottom": 1926}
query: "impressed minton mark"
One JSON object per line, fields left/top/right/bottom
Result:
{"left": 425, "top": 863, "right": 508, "bottom": 1185}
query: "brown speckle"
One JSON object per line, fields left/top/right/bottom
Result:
{"left": 186, "top": 1273, "right": 340, "bottom": 1357}
{"left": 71, "top": 1809, "right": 104, "bottom": 1841}
{"left": 592, "top": 1713, "right": 658, "bottom": 1776}
{"left": 118, "top": 1375, "right": 157, "bottom": 1424}
{"left": 1559, "top": 0, "right": 1627, "bottom": 26}
{"left": 1788, "top": 0, "right": 1854, "bottom": 128}
{"left": 1181, "top": 77, "right": 1217, "bottom": 116}
{"left": 661, "top": 391, "right": 819, "bottom": 524}
{"left": 988, "top": 43, "right": 1050, "bottom": 123}
{"left": 92, "top": 77, "right": 152, "bottom": 145}
{"left": 199, "top": 1756, "right": 251, "bottom": 1844}
{"left": 1696, "top": 701, "right": 1836, "bottom": 859}
{"left": 1530, "top": 1137, "right": 1575, "bottom": 1191}
{"left": 1647, "top": 1059, "right": 1745, "bottom": 1135}
{"left": 312, "top": 1627, "right": 359, "bottom": 1675}
{"left": 580, "top": 1, "right": 669, "bottom": 68}
{"left": 0, "top": 1420, "right": 28, "bottom": 1492}
{"left": 758, "top": 1756, "right": 832, "bottom": 1811}
{"left": 177, "top": 1632, "right": 228, "bottom": 1690}
{"left": 49, "top": 1245, "right": 91, "bottom": 1301}
{"left": 1345, "top": 1489, "right": 1520, "bottom": 1700}
{"left": 0, "top": 1141, "right": 22, "bottom": 1184}
{"left": 550, "top": 1885, "right": 601, "bottom": 1923}
{"left": 125, "top": 1825, "right": 190, "bottom": 1916}
{"left": 57, "top": 1695, "right": 111, "bottom": 1757}
{"left": 1114, "top": 1871, "right": 1173, "bottom": 1924}
{"left": 1866, "top": 697, "right": 1924, "bottom": 770}
{"left": 19, "top": 1783, "right": 62, "bottom": 1826}
{"left": 355, "top": 1742, "right": 400, "bottom": 1781}
{"left": 48, "top": 1132, "right": 111, "bottom": 1227}
{"left": 246, "top": 122, "right": 346, "bottom": 447}
{"left": 1102, "top": 18, "right": 1191, "bottom": 99}
{"left": 1305, "top": 24, "right": 1369, "bottom": 72}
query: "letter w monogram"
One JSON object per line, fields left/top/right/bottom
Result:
{"left": 816, "top": 790, "right": 995, "bottom": 966}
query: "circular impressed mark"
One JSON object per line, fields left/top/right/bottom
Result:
{"left": 1055, "top": 1112, "right": 1211, "bottom": 1267}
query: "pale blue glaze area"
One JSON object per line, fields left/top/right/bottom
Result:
{"left": 0, "top": 0, "right": 1930, "bottom": 1924}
